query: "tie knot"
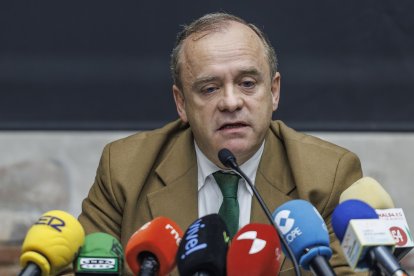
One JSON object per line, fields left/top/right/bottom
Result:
{"left": 213, "top": 171, "right": 240, "bottom": 198}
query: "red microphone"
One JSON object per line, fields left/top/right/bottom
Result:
{"left": 125, "top": 217, "right": 183, "bottom": 276}
{"left": 227, "top": 223, "right": 282, "bottom": 276}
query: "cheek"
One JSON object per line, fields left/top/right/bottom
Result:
{"left": 250, "top": 98, "right": 274, "bottom": 125}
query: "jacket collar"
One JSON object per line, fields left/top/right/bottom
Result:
{"left": 147, "top": 127, "right": 199, "bottom": 230}
{"left": 147, "top": 123, "right": 296, "bottom": 230}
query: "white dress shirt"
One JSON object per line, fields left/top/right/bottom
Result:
{"left": 195, "top": 141, "right": 264, "bottom": 230}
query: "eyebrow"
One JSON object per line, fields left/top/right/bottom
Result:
{"left": 191, "top": 76, "right": 220, "bottom": 91}
{"left": 237, "top": 68, "right": 264, "bottom": 83}
{"left": 238, "top": 67, "right": 261, "bottom": 77}
{"left": 191, "top": 67, "right": 264, "bottom": 90}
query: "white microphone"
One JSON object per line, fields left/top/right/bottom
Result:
{"left": 332, "top": 199, "right": 409, "bottom": 276}
{"left": 340, "top": 177, "right": 414, "bottom": 260}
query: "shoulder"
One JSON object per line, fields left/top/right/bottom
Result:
{"left": 270, "top": 120, "right": 350, "bottom": 156}
{"left": 109, "top": 119, "right": 189, "bottom": 151}
{"left": 103, "top": 119, "right": 190, "bottom": 161}
{"left": 98, "top": 119, "right": 192, "bottom": 181}
{"left": 269, "top": 120, "right": 362, "bottom": 215}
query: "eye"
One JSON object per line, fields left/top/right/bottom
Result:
{"left": 240, "top": 80, "right": 256, "bottom": 89}
{"left": 201, "top": 86, "right": 219, "bottom": 94}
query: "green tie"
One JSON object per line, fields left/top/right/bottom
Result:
{"left": 213, "top": 171, "right": 240, "bottom": 238}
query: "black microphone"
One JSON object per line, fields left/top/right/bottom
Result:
{"left": 218, "top": 148, "right": 301, "bottom": 276}
{"left": 176, "top": 214, "right": 230, "bottom": 276}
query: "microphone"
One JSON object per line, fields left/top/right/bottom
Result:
{"left": 227, "top": 223, "right": 282, "bottom": 276}
{"left": 176, "top": 214, "right": 230, "bottom": 276}
{"left": 218, "top": 148, "right": 301, "bottom": 276}
{"left": 73, "top": 232, "right": 124, "bottom": 275}
{"left": 19, "top": 210, "right": 85, "bottom": 276}
{"left": 339, "top": 176, "right": 395, "bottom": 208}
{"left": 272, "top": 199, "right": 336, "bottom": 276}
{"left": 331, "top": 199, "right": 407, "bottom": 275}
{"left": 340, "top": 177, "right": 413, "bottom": 260}
{"left": 125, "top": 216, "right": 183, "bottom": 276}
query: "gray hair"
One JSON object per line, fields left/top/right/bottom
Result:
{"left": 170, "top": 12, "right": 278, "bottom": 90}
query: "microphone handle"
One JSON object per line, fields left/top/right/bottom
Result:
{"left": 233, "top": 166, "right": 301, "bottom": 276}
{"left": 193, "top": 271, "right": 210, "bottom": 276}
{"left": 138, "top": 252, "right": 159, "bottom": 276}
{"left": 370, "top": 246, "right": 408, "bottom": 276}
{"left": 19, "top": 262, "right": 41, "bottom": 276}
{"left": 309, "top": 255, "right": 336, "bottom": 276}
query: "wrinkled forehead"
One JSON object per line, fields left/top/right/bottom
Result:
{"left": 179, "top": 21, "right": 268, "bottom": 68}
{"left": 182, "top": 21, "right": 264, "bottom": 53}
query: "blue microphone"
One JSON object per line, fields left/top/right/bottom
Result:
{"left": 331, "top": 199, "right": 379, "bottom": 242}
{"left": 272, "top": 199, "right": 335, "bottom": 276}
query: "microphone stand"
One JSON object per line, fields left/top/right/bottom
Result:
{"left": 218, "top": 148, "right": 302, "bottom": 276}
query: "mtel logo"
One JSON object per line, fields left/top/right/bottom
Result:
{"left": 180, "top": 219, "right": 207, "bottom": 259}
{"left": 236, "top": 231, "right": 266, "bottom": 254}
{"left": 274, "top": 210, "right": 295, "bottom": 235}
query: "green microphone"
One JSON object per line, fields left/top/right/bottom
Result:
{"left": 74, "top": 232, "right": 124, "bottom": 275}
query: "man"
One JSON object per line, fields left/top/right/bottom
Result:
{"left": 79, "top": 12, "right": 363, "bottom": 275}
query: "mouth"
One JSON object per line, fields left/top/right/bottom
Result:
{"left": 218, "top": 122, "right": 248, "bottom": 130}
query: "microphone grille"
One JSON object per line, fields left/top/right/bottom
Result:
{"left": 218, "top": 148, "right": 236, "bottom": 168}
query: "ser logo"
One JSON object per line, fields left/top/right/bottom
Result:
{"left": 35, "top": 216, "right": 65, "bottom": 232}
{"left": 237, "top": 231, "right": 266, "bottom": 254}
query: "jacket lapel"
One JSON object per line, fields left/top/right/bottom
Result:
{"left": 251, "top": 124, "right": 303, "bottom": 273}
{"left": 147, "top": 128, "right": 199, "bottom": 232}
{"left": 251, "top": 128, "right": 296, "bottom": 223}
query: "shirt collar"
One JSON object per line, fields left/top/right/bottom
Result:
{"left": 195, "top": 141, "right": 265, "bottom": 193}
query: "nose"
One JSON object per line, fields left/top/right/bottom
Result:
{"left": 217, "top": 85, "right": 243, "bottom": 112}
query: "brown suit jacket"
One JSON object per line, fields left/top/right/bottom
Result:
{"left": 79, "top": 119, "right": 363, "bottom": 275}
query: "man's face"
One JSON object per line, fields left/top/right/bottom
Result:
{"left": 173, "top": 21, "right": 280, "bottom": 167}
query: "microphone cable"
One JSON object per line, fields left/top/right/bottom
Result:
{"left": 218, "top": 148, "right": 301, "bottom": 276}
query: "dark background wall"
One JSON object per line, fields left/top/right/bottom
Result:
{"left": 1, "top": 1, "right": 413, "bottom": 131}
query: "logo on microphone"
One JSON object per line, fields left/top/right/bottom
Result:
{"left": 237, "top": 231, "right": 266, "bottom": 254}
{"left": 390, "top": 226, "right": 408, "bottom": 246}
{"left": 165, "top": 224, "right": 182, "bottom": 246}
{"left": 274, "top": 210, "right": 302, "bottom": 244}
{"left": 274, "top": 210, "right": 295, "bottom": 235}
{"left": 181, "top": 219, "right": 207, "bottom": 259}
{"left": 35, "top": 215, "right": 65, "bottom": 232}
{"left": 79, "top": 257, "right": 117, "bottom": 270}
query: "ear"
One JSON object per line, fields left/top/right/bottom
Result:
{"left": 270, "top": 72, "right": 281, "bottom": 111}
{"left": 172, "top": 85, "right": 188, "bottom": 123}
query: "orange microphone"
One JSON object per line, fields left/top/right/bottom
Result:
{"left": 125, "top": 217, "right": 183, "bottom": 276}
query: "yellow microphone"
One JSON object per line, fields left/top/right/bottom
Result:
{"left": 20, "top": 210, "right": 85, "bottom": 276}
{"left": 339, "top": 176, "right": 395, "bottom": 209}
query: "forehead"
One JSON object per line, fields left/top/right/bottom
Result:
{"left": 179, "top": 21, "right": 269, "bottom": 79}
